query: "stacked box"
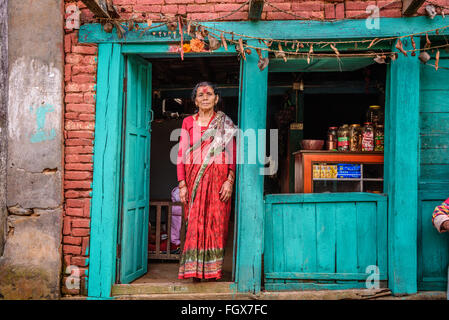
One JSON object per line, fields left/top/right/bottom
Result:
{"left": 313, "top": 165, "right": 320, "bottom": 179}
{"left": 337, "top": 164, "right": 361, "bottom": 178}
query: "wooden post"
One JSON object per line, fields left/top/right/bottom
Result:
{"left": 385, "top": 38, "right": 420, "bottom": 295}
{"left": 80, "top": 0, "right": 119, "bottom": 19}
{"left": 234, "top": 40, "right": 268, "bottom": 293}
{"left": 402, "top": 0, "right": 426, "bottom": 16}
{"left": 88, "top": 43, "right": 124, "bottom": 299}
{"left": 249, "top": 0, "right": 264, "bottom": 21}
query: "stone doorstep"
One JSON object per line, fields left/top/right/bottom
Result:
{"left": 111, "top": 281, "right": 236, "bottom": 296}
{"left": 106, "top": 283, "right": 447, "bottom": 300}
{"left": 62, "top": 290, "right": 447, "bottom": 300}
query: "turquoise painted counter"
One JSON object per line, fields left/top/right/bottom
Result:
{"left": 264, "top": 193, "right": 387, "bottom": 291}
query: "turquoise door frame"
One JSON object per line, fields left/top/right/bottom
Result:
{"left": 82, "top": 17, "right": 449, "bottom": 299}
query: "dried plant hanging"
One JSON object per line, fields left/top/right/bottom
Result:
{"left": 367, "top": 38, "right": 381, "bottom": 49}
{"left": 113, "top": 21, "right": 125, "bottom": 39}
{"left": 198, "top": 25, "right": 208, "bottom": 38}
{"left": 419, "top": 51, "right": 431, "bottom": 64}
{"left": 208, "top": 35, "right": 221, "bottom": 51}
{"left": 435, "top": 50, "right": 440, "bottom": 70}
{"left": 103, "top": 22, "right": 113, "bottom": 33}
{"left": 187, "top": 20, "right": 191, "bottom": 35}
{"left": 239, "top": 38, "right": 246, "bottom": 60}
{"left": 307, "top": 43, "right": 313, "bottom": 64}
{"left": 167, "top": 19, "right": 178, "bottom": 32}
{"left": 195, "top": 30, "right": 204, "bottom": 40}
{"left": 410, "top": 35, "right": 416, "bottom": 56}
{"left": 395, "top": 38, "right": 407, "bottom": 56}
{"left": 263, "top": 40, "right": 273, "bottom": 47}
{"left": 374, "top": 55, "right": 386, "bottom": 64}
{"left": 256, "top": 48, "right": 269, "bottom": 71}
{"left": 275, "top": 42, "right": 287, "bottom": 62}
{"left": 330, "top": 43, "right": 340, "bottom": 56}
{"left": 220, "top": 32, "right": 228, "bottom": 51}
{"left": 425, "top": 4, "right": 437, "bottom": 19}
{"left": 188, "top": 24, "right": 196, "bottom": 38}
{"left": 178, "top": 16, "right": 184, "bottom": 60}
{"left": 425, "top": 33, "right": 431, "bottom": 50}
{"left": 128, "top": 20, "right": 134, "bottom": 31}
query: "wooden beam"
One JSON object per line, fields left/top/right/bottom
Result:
{"left": 402, "top": 0, "right": 426, "bottom": 16}
{"left": 80, "top": 0, "right": 119, "bottom": 19}
{"left": 80, "top": 16, "right": 449, "bottom": 43}
{"left": 248, "top": 0, "right": 264, "bottom": 21}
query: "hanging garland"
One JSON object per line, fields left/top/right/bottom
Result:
{"left": 93, "top": 6, "right": 449, "bottom": 72}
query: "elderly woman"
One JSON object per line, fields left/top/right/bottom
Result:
{"left": 177, "top": 81, "right": 237, "bottom": 282}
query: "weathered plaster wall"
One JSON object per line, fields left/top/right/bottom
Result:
{"left": 0, "top": 0, "right": 64, "bottom": 299}
{"left": 0, "top": 0, "right": 8, "bottom": 258}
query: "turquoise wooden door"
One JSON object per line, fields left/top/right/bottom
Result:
{"left": 119, "top": 55, "right": 152, "bottom": 284}
{"left": 418, "top": 55, "right": 449, "bottom": 291}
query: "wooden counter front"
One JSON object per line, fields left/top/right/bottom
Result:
{"left": 293, "top": 150, "right": 384, "bottom": 193}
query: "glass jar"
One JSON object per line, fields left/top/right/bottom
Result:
{"left": 362, "top": 122, "right": 374, "bottom": 151}
{"left": 326, "top": 126, "right": 338, "bottom": 151}
{"left": 366, "top": 105, "right": 384, "bottom": 126}
{"left": 349, "top": 124, "right": 362, "bottom": 152}
{"left": 374, "top": 124, "right": 384, "bottom": 152}
{"left": 337, "top": 124, "right": 349, "bottom": 151}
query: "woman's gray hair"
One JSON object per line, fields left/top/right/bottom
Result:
{"left": 191, "top": 81, "right": 220, "bottom": 103}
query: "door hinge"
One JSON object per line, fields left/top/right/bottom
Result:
{"left": 123, "top": 77, "right": 127, "bottom": 92}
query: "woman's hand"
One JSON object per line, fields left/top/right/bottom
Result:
{"left": 442, "top": 220, "right": 449, "bottom": 232}
{"left": 179, "top": 182, "right": 188, "bottom": 204}
{"left": 219, "top": 180, "right": 233, "bottom": 202}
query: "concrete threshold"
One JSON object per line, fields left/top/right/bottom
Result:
{"left": 105, "top": 284, "right": 447, "bottom": 300}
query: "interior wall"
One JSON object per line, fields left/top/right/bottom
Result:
{"left": 150, "top": 118, "right": 183, "bottom": 200}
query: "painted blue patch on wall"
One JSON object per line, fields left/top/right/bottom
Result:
{"left": 30, "top": 103, "right": 56, "bottom": 143}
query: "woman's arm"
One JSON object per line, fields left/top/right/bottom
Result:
{"left": 177, "top": 118, "right": 190, "bottom": 204}
{"left": 177, "top": 118, "right": 190, "bottom": 182}
{"left": 432, "top": 198, "right": 449, "bottom": 233}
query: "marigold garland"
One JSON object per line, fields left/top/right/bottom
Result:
{"left": 190, "top": 38, "right": 205, "bottom": 52}
{"left": 183, "top": 43, "right": 192, "bottom": 53}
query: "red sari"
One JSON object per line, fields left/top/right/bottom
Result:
{"left": 177, "top": 112, "right": 236, "bottom": 279}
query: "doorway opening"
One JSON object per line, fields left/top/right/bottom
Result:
{"left": 117, "top": 55, "right": 241, "bottom": 285}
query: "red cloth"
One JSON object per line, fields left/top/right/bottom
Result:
{"left": 177, "top": 113, "right": 236, "bottom": 182}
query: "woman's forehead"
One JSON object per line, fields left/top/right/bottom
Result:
{"left": 197, "top": 85, "right": 214, "bottom": 94}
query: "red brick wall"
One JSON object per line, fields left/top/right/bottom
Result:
{"left": 63, "top": 0, "right": 96, "bottom": 296}
{"left": 62, "top": 0, "right": 449, "bottom": 296}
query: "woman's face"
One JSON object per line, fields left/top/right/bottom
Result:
{"left": 195, "top": 85, "right": 218, "bottom": 112}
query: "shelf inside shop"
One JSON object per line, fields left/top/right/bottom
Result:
{"left": 313, "top": 178, "right": 384, "bottom": 181}
{"left": 313, "top": 178, "right": 362, "bottom": 181}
